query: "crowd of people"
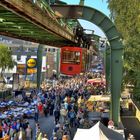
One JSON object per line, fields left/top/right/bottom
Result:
{"left": 0, "top": 118, "right": 32, "bottom": 140}
{"left": 0, "top": 72, "right": 106, "bottom": 140}
{"left": 35, "top": 72, "right": 106, "bottom": 140}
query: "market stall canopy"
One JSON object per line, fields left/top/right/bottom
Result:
{"left": 88, "top": 95, "right": 123, "bottom": 102}
{"left": 73, "top": 122, "right": 125, "bottom": 140}
{"left": 87, "top": 78, "right": 106, "bottom": 85}
{"left": 88, "top": 95, "right": 110, "bottom": 102}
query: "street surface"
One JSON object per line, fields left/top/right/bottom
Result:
{"left": 29, "top": 116, "right": 55, "bottom": 139}
{"left": 29, "top": 115, "right": 77, "bottom": 139}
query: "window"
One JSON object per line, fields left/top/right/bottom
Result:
{"left": 52, "top": 48, "right": 55, "bottom": 52}
{"left": 17, "top": 55, "right": 21, "bottom": 61}
{"left": 62, "top": 51, "right": 80, "bottom": 64}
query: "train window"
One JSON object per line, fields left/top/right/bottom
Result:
{"left": 62, "top": 51, "right": 80, "bottom": 64}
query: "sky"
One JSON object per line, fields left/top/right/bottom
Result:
{"left": 61, "top": 0, "right": 110, "bottom": 37}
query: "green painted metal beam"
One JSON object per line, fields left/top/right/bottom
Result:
{"left": 56, "top": 49, "right": 60, "bottom": 78}
{"left": 0, "top": 1, "right": 75, "bottom": 46}
{"left": 105, "top": 45, "right": 111, "bottom": 93}
{"left": 110, "top": 41, "right": 123, "bottom": 125}
{"left": 37, "top": 44, "right": 43, "bottom": 90}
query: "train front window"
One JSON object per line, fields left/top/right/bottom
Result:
{"left": 62, "top": 51, "right": 80, "bottom": 64}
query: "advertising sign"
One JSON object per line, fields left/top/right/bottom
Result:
{"left": 26, "top": 58, "right": 37, "bottom": 74}
{"left": 17, "top": 64, "right": 26, "bottom": 75}
{"left": 27, "top": 68, "right": 37, "bottom": 74}
{"left": 27, "top": 58, "right": 37, "bottom": 68}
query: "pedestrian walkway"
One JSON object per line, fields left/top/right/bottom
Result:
{"left": 29, "top": 116, "right": 55, "bottom": 139}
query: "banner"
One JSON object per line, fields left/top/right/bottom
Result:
{"left": 17, "top": 64, "right": 26, "bottom": 75}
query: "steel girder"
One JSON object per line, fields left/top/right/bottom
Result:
{"left": 0, "top": 0, "right": 75, "bottom": 46}
{"left": 37, "top": 44, "right": 43, "bottom": 90}
{"left": 51, "top": 5, "right": 123, "bottom": 126}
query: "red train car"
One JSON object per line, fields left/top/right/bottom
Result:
{"left": 60, "top": 46, "right": 88, "bottom": 75}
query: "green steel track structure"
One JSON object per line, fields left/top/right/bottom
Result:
{"left": 0, "top": 0, "right": 75, "bottom": 47}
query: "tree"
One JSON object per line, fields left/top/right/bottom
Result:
{"left": 107, "top": 0, "right": 140, "bottom": 100}
{"left": 0, "top": 44, "right": 16, "bottom": 78}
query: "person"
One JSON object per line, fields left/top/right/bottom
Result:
{"left": 50, "top": 132, "right": 55, "bottom": 140}
{"left": 53, "top": 137, "right": 58, "bottom": 140}
{"left": 3, "top": 133, "right": 10, "bottom": 140}
{"left": 16, "top": 120, "right": 21, "bottom": 131}
{"left": 37, "top": 131, "right": 42, "bottom": 140}
{"left": 62, "top": 132, "right": 70, "bottom": 140}
{"left": 38, "top": 102, "right": 44, "bottom": 117}
{"left": 44, "top": 103, "right": 49, "bottom": 117}
{"left": 25, "top": 125, "right": 32, "bottom": 140}
{"left": 9, "top": 127, "right": 15, "bottom": 140}
{"left": 60, "top": 107, "right": 67, "bottom": 123}
{"left": 35, "top": 106, "right": 39, "bottom": 122}
{"left": 17, "top": 127, "right": 26, "bottom": 140}
{"left": 0, "top": 121, "right": 2, "bottom": 138}
{"left": 42, "top": 133, "right": 48, "bottom": 140}
{"left": 108, "top": 119, "right": 114, "bottom": 129}
{"left": 13, "top": 129, "right": 18, "bottom": 140}
{"left": 127, "top": 133, "right": 135, "bottom": 140}
{"left": 56, "top": 127, "right": 63, "bottom": 140}
{"left": 68, "top": 109, "right": 76, "bottom": 127}
{"left": 54, "top": 108, "right": 60, "bottom": 124}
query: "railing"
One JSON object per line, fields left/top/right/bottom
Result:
{"left": 30, "top": 0, "right": 57, "bottom": 20}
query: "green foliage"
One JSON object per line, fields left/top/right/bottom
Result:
{"left": 107, "top": 0, "right": 140, "bottom": 100}
{"left": 0, "top": 44, "right": 16, "bottom": 76}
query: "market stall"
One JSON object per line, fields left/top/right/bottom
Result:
{"left": 74, "top": 122, "right": 125, "bottom": 140}
{"left": 86, "top": 95, "right": 110, "bottom": 112}
{"left": 0, "top": 100, "right": 35, "bottom": 119}
{"left": 87, "top": 78, "right": 106, "bottom": 86}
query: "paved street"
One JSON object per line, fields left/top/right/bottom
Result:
{"left": 29, "top": 116, "right": 55, "bottom": 139}
{"left": 29, "top": 115, "right": 77, "bottom": 140}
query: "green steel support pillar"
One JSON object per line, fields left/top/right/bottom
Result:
{"left": 105, "top": 45, "right": 111, "bottom": 93}
{"left": 56, "top": 49, "right": 60, "bottom": 78}
{"left": 79, "top": 0, "right": 85, "bottom": 6}
{"left": 37, "top": 44, "right": 43, "bottom": 90}
{"left": 111, "top": 46, "right": 123, "bottom": 126}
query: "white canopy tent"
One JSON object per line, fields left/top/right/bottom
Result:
{"left": 73, "top": 122, "right": 125, "bottom": 140}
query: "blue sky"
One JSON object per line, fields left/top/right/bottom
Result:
{"left": 62, "top": 0, "right": 110, "bottom": 37}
